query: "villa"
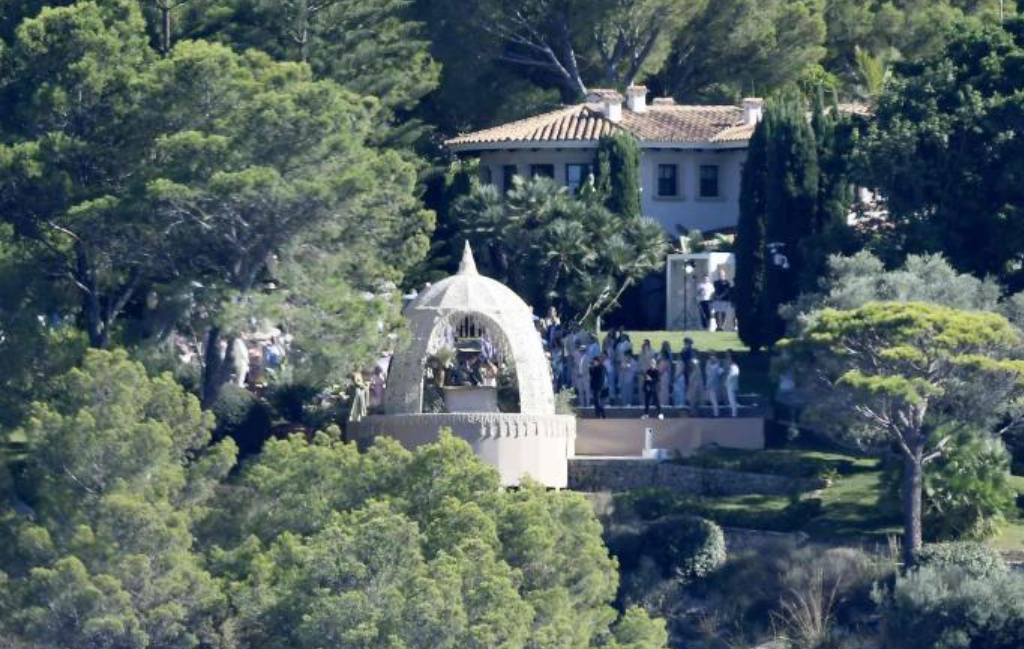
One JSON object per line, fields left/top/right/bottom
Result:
{"left": 445, "top": 86, "right": 761, "bottom": 235}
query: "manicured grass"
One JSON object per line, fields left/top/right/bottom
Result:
{"left": 805, "top": 455, "right": 901, "bottom": 541}
{"left": 606, "top": 330, "right": 747, "bottom": 354}
{"left": 990, "top": 474, "right": 1024, "bottom": 551}
{"left": 616, "top": 441, "right": 904, "bottom": 541}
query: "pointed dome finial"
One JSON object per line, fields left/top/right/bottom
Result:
{"left": 458, "top": 241, "right": 479, "bottom": 276}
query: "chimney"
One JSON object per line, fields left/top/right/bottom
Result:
{"left": 626, "top": 85, "right": 647, "bottom": 113}
{"left": 743, "top": 97, "right": 764, "bottom": 125}
{"left": 601, "top": 91, "right": 623, "bottom": 123}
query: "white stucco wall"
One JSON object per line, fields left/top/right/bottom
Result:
{"left": 476, "top": 145, "right": 746, "bottom": 235}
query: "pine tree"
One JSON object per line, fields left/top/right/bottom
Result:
{"left": 595, "top": 132, "right": 642, "bottom": 219}
{"left": 734, "top": 114, "right": 772, "bottom": 351}
{"left": 764, "top": 96, "right": 819, "bottom": 344}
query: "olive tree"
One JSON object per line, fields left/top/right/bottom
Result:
{"left": 782, "top": 302, "right": 1024, "bottom": 563}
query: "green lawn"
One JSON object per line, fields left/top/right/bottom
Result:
{"left": 616, "top": 442, "right": 904, "bottom": 541}
{"left": 605, "top": 330, "right": 747, "bottom": 354}
{"left": 991, "top": 474, "right": 1024, "bottom": 551}
{"left": 618, "top": 441, "right": 1024, "bottom": 550}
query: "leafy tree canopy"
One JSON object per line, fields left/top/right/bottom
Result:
{"left": 782, "top": 302, "right": 1024, "bottom": 561}
{"left": 200, "top": 432, "right": 667, "bottom": 649}
{"left": 859, "top": 16, "right": 1024, "bottom": 290}
{"left": 452, "top": 176, "right": 666, "bottom": 324}
{"left": 0, "top": 349, "right": 237, "bottom": 648}
{"left": 179, "top": 0, "right": 439, "bottom": 115}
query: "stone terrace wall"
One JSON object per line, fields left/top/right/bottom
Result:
{"left": 568, "top": 458, "right": 826, "bottom": 495}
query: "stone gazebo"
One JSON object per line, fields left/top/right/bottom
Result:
{"left": 353, "top": 243, "right": 575, "bottom": 487}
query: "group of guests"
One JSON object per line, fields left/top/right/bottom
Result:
{"left": 447, "top": 353, "right": 500, "bottom": 387}
{"left": 538, "top": 310, "right": 741, "bottom": 420}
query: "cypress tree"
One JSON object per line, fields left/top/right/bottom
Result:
{"left": 734, "top": 113, "right": 772, "bottom": 351}
{"left": 595, "top": 132, "right": 642, "bottom": 218}
{"left": 764, "top": 95, "right": 819, "bottom": 344}
{"left": 802, "top": 92, "right": 855, "bottom": 290}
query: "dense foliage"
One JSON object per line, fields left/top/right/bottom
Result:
{"left": 641, "top": 517, "right": 727, "bottom": 583}
{"left": 886, "top": 566, "right": 1024, "bottom": 649}
{"left": 0, "top": 0, "right": 432, "bottom": 412}
{"left": 914, "top": 542, "right": 1009, "bottom": 579}
{"left": 595, "top": 132, "right": 642, "bottom": 221}
{"left": 783, "top": 302, "right": 1024, "bottom": 560}
{"left": 880, "top": 427, "right": 1017, "bottom": 541}
{"left": 0, "top": 350, "right": 237, "bottom": 648}
{"left": 0, "top": 352, "right": 669, "bottom": 648}
{"left": 453, "top": 176, "right": 667, "bottom": 324}
{"left": 734, "top": 95, "right": 855, "bottom": 350}
{"left": 860, "top": 16, "right": 1024, "bottom": 290}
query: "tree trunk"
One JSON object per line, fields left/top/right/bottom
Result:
{"left": 201, "top": 326, "right": 224, "bottom": 408}
{"left": 76, "top": 243, "right": 107, "bottom": 348}
{"left": 161, "top": 5, "right": 171, "bottom": 55}
{"left": 901, "top": 451, "right": 924, "bottom": 566}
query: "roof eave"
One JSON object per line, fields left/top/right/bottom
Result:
{"left": 446, "top": 138, "right": 750, "bottom": 153}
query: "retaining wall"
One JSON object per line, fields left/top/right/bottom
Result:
{"left": 568, "top": 457, "right": 826, "bottom": 495}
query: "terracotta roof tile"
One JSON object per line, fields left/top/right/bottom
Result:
{"left": 446, "top": 103, "right": 750, "bottom": 148}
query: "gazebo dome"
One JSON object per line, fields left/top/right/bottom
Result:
{"left": 354, "top": 242, "right": 574, "bottom": 488}
{"left": 412, "top": 244, "right": 532, "bottom": 316}
{"left": 384, "top": 243, "right": 555, "bottom": 416}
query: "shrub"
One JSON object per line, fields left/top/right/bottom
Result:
{"left": 700, "top": 542, "right": 891, "bottom": 647}
{"left": 914, "top": 542, "right": 1007, "bottom": 579}
{"left": 211, "top": 384, "right": 273, "bottom": 457}
{"left": 643, "top": 516, "right": 727, "bottom": 583}
{"left": 267, "top": 381, "right": 319, "bottom": 423}
{"left": 879, "top": 427, "right": 1016, "bottom": 541}
{"left": 886, "top": 567, "right": 1024, "bottom": 649}
{"left": 554, "top": 387, "right": 577, "bottom": 415}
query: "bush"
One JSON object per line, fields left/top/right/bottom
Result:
{"left": 699, "top": 542, "right": 892, "bottom": 647}
{"left": 643, "top": 516, "right": 727, "bottom": 582}
{"left": 267, "top": 381, "right": 319, "bottom": 423}
{"left": 211, "top": 384, "right": 272, "bottom": 457}
{"left": 914, "top": 542, "right": 1007, "bottom": 579}
{"left": 886, "top": 567, "right": 1024, "bottom": 649}
{"left": 880, "top": 427, "right": 1016, "bottom": 541}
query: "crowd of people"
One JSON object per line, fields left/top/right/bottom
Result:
{"left": 537, "top": 309, "right": 742, "bottom": 420}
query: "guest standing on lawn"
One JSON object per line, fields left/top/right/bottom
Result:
{"left": 658, "top": 341, "right": 673, "bottom": 406}
{"left": 620, "top": 352, "right": 638, "bottom": 406}
{"left": 642, "top": 358, "right": 662, "bottom": 418}
{"left": 713, "top": 268, "right": 733, "bottom": 332}
{"left": 589, "top": 355, "right": 608, "bottom": 419}
{"left": 680, "top": 337, "right": 695, "bottom": 389}
{"left": 725, "top": 351, "right": 740, "bottom": 418}
{"left": 697, "top": 275, "right": 715, "bottom": 330}
{"left": 686, "top": 356, "right": 704, "bottom": 412}
{"left": 705, "top": 354, "right": 723, "bottom": 417}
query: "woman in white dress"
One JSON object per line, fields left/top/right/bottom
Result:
{"left": 705, "top": 355, "right": 723, "bottom": 417}
{"left": 725, "top": 351, "right": 740, "bottom": 417}
{"left": 686, "top": 357, "right": 704, "bottom": 414}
